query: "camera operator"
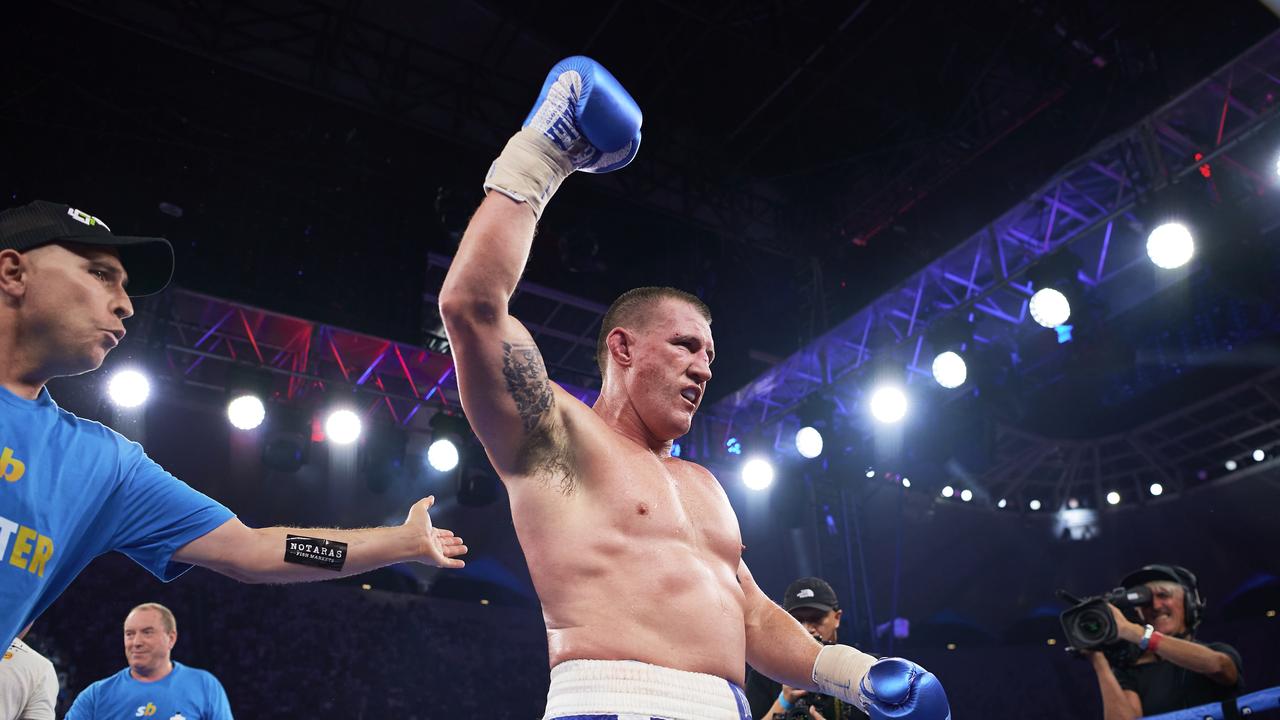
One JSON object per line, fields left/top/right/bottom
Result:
{"left": 745, "top": 578, "right": 869, "bottom": 720}
{"left": 1087, "top": 565, "right": 1243, "bottom": 720}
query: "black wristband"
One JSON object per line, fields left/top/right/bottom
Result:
{"left": 284, "top": 535, "right": 347, "bottom": 571}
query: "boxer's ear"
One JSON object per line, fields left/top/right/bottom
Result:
{"left": 607, "top": 327, "right": 635, "bottom": 367}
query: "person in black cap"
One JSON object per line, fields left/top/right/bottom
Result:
{"left": 0, "top": 200, "right": 469, "bottom": 653}
{"left": 1086, "top": 564, "right": 1243, "bottom": 719}
{"left": 745, "top": 577, "right": 869, "bottom": 720}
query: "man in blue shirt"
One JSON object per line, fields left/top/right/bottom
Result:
{"left": 0, "top": 200, "right": 469, "bottom": 650}
{"left": 66, "top": 603, "right": 232, "bottom": 720}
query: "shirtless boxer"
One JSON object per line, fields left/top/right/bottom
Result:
{"left": 438, "top": 57, "right": 950, "bottom": 720}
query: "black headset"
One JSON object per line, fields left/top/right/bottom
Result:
{"left": 1124, "top": 564, "right": 1206, "bottom": 634}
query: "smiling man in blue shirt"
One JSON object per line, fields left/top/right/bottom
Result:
{"left": 66, "top": 603, "right": 232, "bottom": 720}
{"left": 0, "top": 200, "right": 469, "bottom": 651}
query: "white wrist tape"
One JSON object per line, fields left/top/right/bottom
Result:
{"left": 483, "top": 128, "right": 575, "bottom": 219}
{"left": 812, "top": 644, "right": 876, "bottom": 710}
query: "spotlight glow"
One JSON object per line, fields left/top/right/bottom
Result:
{"left": 865, "top": 468, "right": 877, "bottom": 478}
{"left": 997, "top": 498, "right": 1007, "bottom": 509}
{"left": 941, "top": 485, "right": 954, "bottom": 498}
{"left": 427, "top": 439, "right": 460, "bottom": 472}
{"left": 1225, "top": 459, "right": 1238, "bottom": 471}
{"left": 1106, "top": 491, "right": 1121, "bottom": 506}
{"left": 742, "top": 458, "right": 775, "bottom": 491}
{"left": 1067, "top": 497, "right": 1080, "bottom": 509}
{"left": 960, "top": 489, "right": 973, "bottom": 502}
{"left": 1146, "top": 223, "right": 1195, "bottom": 269}
{"left": 869, "top": 386, "right": 908, "bottom": 424}
{"left": 931, "top": 351, "right": 967, "bottom": 389}
{"left": 1029, "top": 499, "right": 1042, "bottom": 511}
{"left": 902, "top": 477, "right": 911, "bottom": 488}
{"left": 795, "top": 426, "right": 824, "bottom": 459}
{"left": 324, "top": 409, "right": 362, "bottom": 445}
{"left": 1253, "top": 449, "right": 1266, "bottom": 462}
{"left": 107, "top": 369, "right": 151, "bottom": 408}
{"left": 1029, "top": 288, "right": 1071, "bottom": 328}
{"left": 226, "top": 394, "right": 266, "bottom": 430}
{"left": 1149, "top": 482, "right": 1164, "bottom": 497}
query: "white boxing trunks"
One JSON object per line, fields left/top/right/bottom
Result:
{"left": 543, "top": 659, "right": 751, "bottom": 720}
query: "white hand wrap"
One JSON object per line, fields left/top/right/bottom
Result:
{"left": 483, "top": 128, "right": 575, "bottom": 219}
{"left": 812, "top": 643, "right": 876, "bottom": 710}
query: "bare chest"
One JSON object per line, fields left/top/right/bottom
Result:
{"left": 584, "top": 451, "right": 742, "bottom": 565}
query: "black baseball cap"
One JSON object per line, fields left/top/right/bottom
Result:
{"left": 783, "top": 577, "right": 840, "bottom": 613}
{"left": 0, "top": 200, "right": 174, "bottom": 296}
{"left": 1121, "top": 564, "right": 1196, "bottom": 590}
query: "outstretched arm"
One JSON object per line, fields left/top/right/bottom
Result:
{"left": 173, "top": 496, "right": 466, "bottom": 583}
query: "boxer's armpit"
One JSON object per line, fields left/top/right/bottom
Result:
{"left": 502, "top": 340, "right": 575, "bottom": 491}
{"left": 502, "top": 341, "right": 555, "bottom": 432}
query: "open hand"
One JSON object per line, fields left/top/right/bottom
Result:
{"left": 405, "top": 496, "right": 468, "bottom": 568}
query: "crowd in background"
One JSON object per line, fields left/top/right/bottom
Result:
{"left": 21, "top": 554, "right": 1279, "bottom": 719}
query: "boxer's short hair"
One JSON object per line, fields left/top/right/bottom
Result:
{"left": 597, "top": 287, "right": 711, "bottom": 371}
{"left": 128, "top": 602, "right": 177, "bottom": 634}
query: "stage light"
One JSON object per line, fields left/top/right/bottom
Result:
{"left": 107, "top": 369, "right": 151, "bottom": 408}
{"left": 1106, "top": 491, "right": 1121, "bottom": 505}
{"left": 1067, "top": 497, "right": 1080, "bottom": 509}
{"left": 1253, "top": 449, "right": 1266, "bottom": 462}
{"left": 742, "top": 458, "right": 775, "bottom": 490}
{"left": 1029, "top": 499, "right": 1042, "bottom": 511}
{"left": 960, "top": 489, "right": 973, "bottom": 502}
{"left": 941, "top": 485, "right": 954, "bottom": 498}
{"left": 931, "top": 351, "right": 967, "bottom": 389}
{"left": 869, "top": 386, "right": 908, "bottom": 424}
{"left": 795, "top": 426, "right": 824, "bottom": 459}
{"left": 901, "top": 477, "right": 911, "bottom": 488}
{"left": 997, "top": 498, "right": 1007, "bottom": 509}
{"left": 324, "top": 409, "right": 362, "bottom": 445}
{"left": 671, "top": 442, "right": 682, "bottom": 458}
{"left": 865, "top": 468, "right": 876, "bottom": 478}
{"left": 226, "top": 394, "right": 265, "bottom": 430}
{"left": 427, "top": 438, "right": 460, "bottom": 472}
{"left": 1225, "top": 459, "right": 1238, "bottom": 471}
{"left": 1149, "top": 482, "right": 1163, "bottom": 496}
{"left": 1029, "top": 288, "right": 1071, "bottom": 328}
{"left": 1146, "top": 223, "right": 1195, "bottom": 269}
{"left": 1274, "top": 153, "right": 1280, "bottom": 178}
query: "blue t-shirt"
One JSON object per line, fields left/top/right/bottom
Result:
{"left": 65, "top": 662, "right": 233, "bottom": 720}
{"left": 0, "top": 386, "right": 235, "bottom": 649}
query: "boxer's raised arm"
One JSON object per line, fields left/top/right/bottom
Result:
{"left": 440, "top": 57, "right": 641, "bottom": 476}
{"left": 438, "top": 194, "right": 568, "bottom": 476}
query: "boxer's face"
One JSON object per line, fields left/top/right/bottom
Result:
{"left": 1138, "top": 581, "right": 1187, "bottom": 636}
{"left": 123, "top": 609, "right": 176, "bottom": 674}
{"left": 5, "top": 244, "right": 132, "bottom": 376}
{"left": 628, "top": 298, "right": 713, "bottom": 440}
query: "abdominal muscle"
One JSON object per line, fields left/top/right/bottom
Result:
{"left": 510, "top": 474, "right": 750, "bottom": 686}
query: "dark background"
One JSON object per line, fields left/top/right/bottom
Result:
{"left": 5, "top": 1, "right": 1280, "bottom": 718}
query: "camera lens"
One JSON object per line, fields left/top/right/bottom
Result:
{"left": 1075, "top": 609, "right": 1109, "bottom": 643}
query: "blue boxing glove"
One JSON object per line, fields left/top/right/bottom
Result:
{"left": 859, "top": 657, "right": 951, "bottom": 720}
{"left": 485, "top": 56, "right": 642, "bottom": 217}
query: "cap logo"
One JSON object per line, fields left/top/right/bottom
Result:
{"left": 66, "top": 207, "right": 111, "bottom": 232}
{"left": 797, "top": 589, "right": 815, "bottom": 599}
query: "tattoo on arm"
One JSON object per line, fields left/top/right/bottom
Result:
{"left": 502, "top": 341, "right": 554, "bottom": 432}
